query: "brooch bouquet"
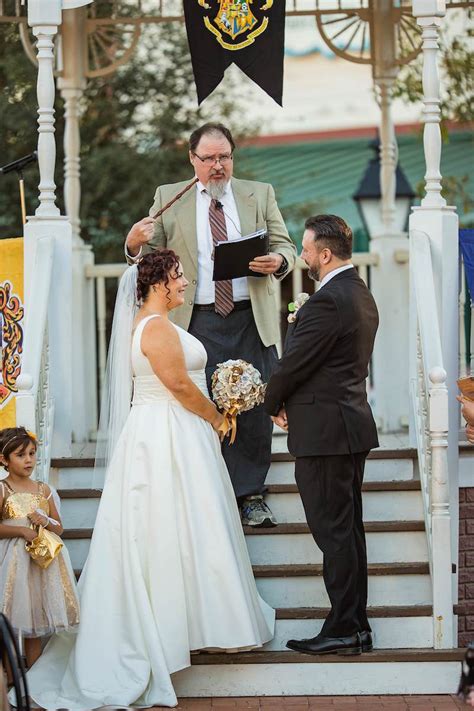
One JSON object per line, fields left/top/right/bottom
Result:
{"left": 211, "top": 359, "right": 266, "bottom": 444}
{"left": 287, "top": 292, "right": 309, "bottom": 323}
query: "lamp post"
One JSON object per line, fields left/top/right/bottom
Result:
{"left": 353, "top": 138, "right": 415, "bottom": 240}
{"left": 353, "top": 138, "right": 415, "bottom": 433}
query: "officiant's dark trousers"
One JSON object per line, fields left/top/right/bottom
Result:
{"left": 295, "top": 451, "right": 371, "bottom": 638}
{"left": 189, "top": 303, "right": 277, "bottom": 500}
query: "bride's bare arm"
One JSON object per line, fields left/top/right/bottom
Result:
{"left": 141, "top": 318, "right": 224, "bottom": 430}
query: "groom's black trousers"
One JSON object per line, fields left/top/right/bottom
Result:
{"left": 295, "top": 451, "right": 371, "bottom": 638}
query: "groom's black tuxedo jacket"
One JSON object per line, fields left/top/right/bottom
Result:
{"left": 264, "top": 268, "right": 379, "bottom": 457}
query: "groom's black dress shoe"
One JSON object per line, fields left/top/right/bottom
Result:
{"left": 286, "top": 632, "right": 362, "bottom": 656}
{"left": 360, "top": 630, "right": 373, "bottom": 652}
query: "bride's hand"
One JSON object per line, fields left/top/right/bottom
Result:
{"left": 211, "top": 411, "right": 226, "bottom": 434}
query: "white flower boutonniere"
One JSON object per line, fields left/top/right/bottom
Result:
{"left": 287, "top": 292, "right": 309, "bottom": 323}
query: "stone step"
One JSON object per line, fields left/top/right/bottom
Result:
{"left": 57, "top": 482, "right": 424, "bottom": 527}
{"left": 62, "top": 521, "right": 428, "bottom": 567}
{"left": 172, "top": 648, "right": 463, "bottom": 697}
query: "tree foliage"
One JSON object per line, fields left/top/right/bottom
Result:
{"left": 393, "top": 10, "right": 474, "bottom": 124}
{"left": 0, "top": 19, "right": 257, "bottom": 261}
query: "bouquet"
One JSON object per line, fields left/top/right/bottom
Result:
{"left": 211, "top": 359, "right": 266, "bottom": 444}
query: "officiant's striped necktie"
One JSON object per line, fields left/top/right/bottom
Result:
{"left": 209, "top": 198, "right": 234, "bottom": 318}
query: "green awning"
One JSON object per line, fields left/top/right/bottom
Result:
{"left": 236, "top": 131, "right": 473, "bottom": 250}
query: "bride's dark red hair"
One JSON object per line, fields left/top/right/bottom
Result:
{"left": 136, "top": 250, "right": 181, "bottom": 302}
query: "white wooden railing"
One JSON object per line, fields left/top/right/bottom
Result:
{"left": 15, "top": 236, "right": 55, "bottom": 483}
{"left": 85, "top": 252, "right": 378, "bottom": 406}
{"left": 410, "top": 228, "right": 454, "bottom": 649}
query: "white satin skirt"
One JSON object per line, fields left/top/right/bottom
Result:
{"left": 26, "top": 382, "right": 274, "bottom": 709}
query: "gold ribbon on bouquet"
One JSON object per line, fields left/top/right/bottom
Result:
{"left": 218, "top": 405, "right": 239, "bottom": 444}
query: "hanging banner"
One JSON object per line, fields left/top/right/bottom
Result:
{"left": 460, "top": 229, "right": 474, "bottom": 303}
{"left": 0, "top": 238, "right": 25, "bottom": 430}
{"left": 184, "top": 0, "right": 286, "bottom": 105}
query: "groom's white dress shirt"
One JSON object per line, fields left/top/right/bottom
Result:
{"left": 318, "top": 264, "right": 354, "bottom": 290}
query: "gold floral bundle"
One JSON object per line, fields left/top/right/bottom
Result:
{"left": 211, "top": 359, "right": 266, "bottom": 444}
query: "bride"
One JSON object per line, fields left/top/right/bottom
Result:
{"left": 26, "top": 249, "right": 275, "bottom": 709}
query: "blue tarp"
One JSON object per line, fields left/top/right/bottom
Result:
{"left": 460, "top": 229, "right": 474, "bottom": 302}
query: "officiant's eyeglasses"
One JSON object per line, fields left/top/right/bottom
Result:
{"left": 192, "top": 152, "right": 233, "bottom": 165}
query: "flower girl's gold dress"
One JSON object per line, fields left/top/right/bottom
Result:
{"left": 0, "top": 480, "right": 79, "bottom": 636}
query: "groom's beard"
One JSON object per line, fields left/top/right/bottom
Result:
{"left": 308, "top": 266, "right": 319, "bottom": 282}
{"left": 207, "top": 179, "right": 228, "bottom": 201}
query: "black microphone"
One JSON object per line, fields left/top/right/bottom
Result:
{"left": 215, "top": 200, "right": 224, "bottom": 210}
{"left": 0, "top": 151, "right": 38, "bottom": 175}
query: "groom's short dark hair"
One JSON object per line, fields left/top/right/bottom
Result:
{"left": 305, "top": 215, "right": 353, "bottom": 260}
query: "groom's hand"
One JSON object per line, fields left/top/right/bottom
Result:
{"left": 271, "top": 408, "right": 288, "bottom": 431}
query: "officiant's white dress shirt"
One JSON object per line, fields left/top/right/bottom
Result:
{"left": 318, "top": 264, "right": 354, "bottom": 290}
{"left": 195, "top": 180, "right": 249, "bottom": 304}
{"left": 125, "top": 181, "right": 250, "bottom": 304}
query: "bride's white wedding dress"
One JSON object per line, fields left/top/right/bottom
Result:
{"left": 26, "top": 315, "right": 275, "bottom": 709}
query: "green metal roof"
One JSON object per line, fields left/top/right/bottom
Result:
{"left": 236, "top": 131, "right": 473, "bottom": 250}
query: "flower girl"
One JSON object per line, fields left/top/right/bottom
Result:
{"left": 0, "top": 427, "right": 79, "bottom": 668}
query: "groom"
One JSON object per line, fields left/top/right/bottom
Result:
{"left": 264, "top": 214, "right": 379, "bottom": 656}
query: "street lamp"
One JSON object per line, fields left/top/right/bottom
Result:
{"left": 353, "top": 138, "right": 415, "bottom": 238}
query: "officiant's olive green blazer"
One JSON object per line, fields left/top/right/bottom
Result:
{"left": 140, "top": 177, "right": 297, "bottom": 348}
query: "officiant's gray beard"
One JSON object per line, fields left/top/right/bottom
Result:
{"left": 207, "top": 179, "right": 228, "bottom": 200}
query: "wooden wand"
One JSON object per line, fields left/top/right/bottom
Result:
{"left": 151, "top": 177, "right": 199, "bottom": 219}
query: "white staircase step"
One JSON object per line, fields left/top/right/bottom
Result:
{"left": 62, "top": 521, "right": 427, "bottom": 568}
{"left": 50, "top": 449, "right": 417, "bottom": 490}
{"left": 266, "top": 487, "right": 423, "bottom": 523}
{"left": 245, "top": 527, "right": 428, "bottom": 565}
{"left": 266, "top": 611, "right": 434, "bottom": 650}
{"left": 253, "top": 563, "right": 432, "bottom": 608}
{"left": 172, "top": 649, "right": 462, "bottom": 697}
{"left": 57, "top": 480, "right": 423, "bottom": 529}
{"left": 267, "top": 455, "right": 415, "bottom": 486}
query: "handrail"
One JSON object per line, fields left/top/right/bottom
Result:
{"left": 411, "top": 231, "right": 445, "bottom": 388}
{"left": 409, "top": 228, "right": 453, "bottom": 649}
{"left": 15, "top": 235, "right": 55, "bottom": 483}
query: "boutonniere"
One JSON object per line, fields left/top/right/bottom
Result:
{"left": 287, "top": 293, "right": 309, "bottom": 323}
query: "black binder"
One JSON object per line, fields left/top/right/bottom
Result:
{"left": 212, "top": 229, "right": 269, "bottom": 281}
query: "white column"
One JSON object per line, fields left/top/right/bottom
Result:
{"left": 411, "top": 0, "right": 459, "bottom": 619}
{"left": 370, "top": 76, "right": 410, "bottom": 432}
{"left": 58, "top": 6, "right": 98, "bottom": 442}
{"left": 26, "top": 0, "right": 72, "bottom": 457}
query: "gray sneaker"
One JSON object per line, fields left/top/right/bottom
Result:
{"left": 241, "top": 495, "right": 277, "bottom": 528}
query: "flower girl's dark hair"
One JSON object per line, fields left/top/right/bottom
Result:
{"left": 0, "top": 426, "right": 37, "bottom": 463}
{"left": 136, "top": 250, "right": 181, "bottom": 302}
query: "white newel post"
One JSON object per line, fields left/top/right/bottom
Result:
{"left": 25, "top": 0, "right": 72, "bottom": 457}
{"left": 59, "top": 6, "right": 98, "bottom": 442}
{"left": 369, "top": 4, "right": 410, "bottom": 432}
{"left": 429, "top": 366, "right": 454, "bottom": 648}
{"left": 410, "top": 0, "right": 459, "bottom": 624}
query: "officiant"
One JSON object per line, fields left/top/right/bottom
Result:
{"left": 125, "top": 122, "right": 296, "bottom": 527}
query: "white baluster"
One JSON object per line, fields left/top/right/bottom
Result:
{"left": 32, "top": 25, "right": 60, "bottom": 217}
{"left": 414, "top": 1, "right": 447, "bottom": 209}
{"left": 292, "top": 266, "right": 303, "bottom": 301}
{"left": 61, "top": 88, "right": 83, "bottom": 242}
{"left": 377, "top": 78, "right": 398, "bottom": 233}
{"left": 97, "top": 277, "right": 108, "bottom": 403}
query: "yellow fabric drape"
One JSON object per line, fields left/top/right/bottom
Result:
{"left": 0, "top": 238, "right": 24, "bottom": 429}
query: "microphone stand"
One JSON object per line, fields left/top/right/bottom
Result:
{"left": 0, "top": 152, "right": 38, "bottom": 229}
